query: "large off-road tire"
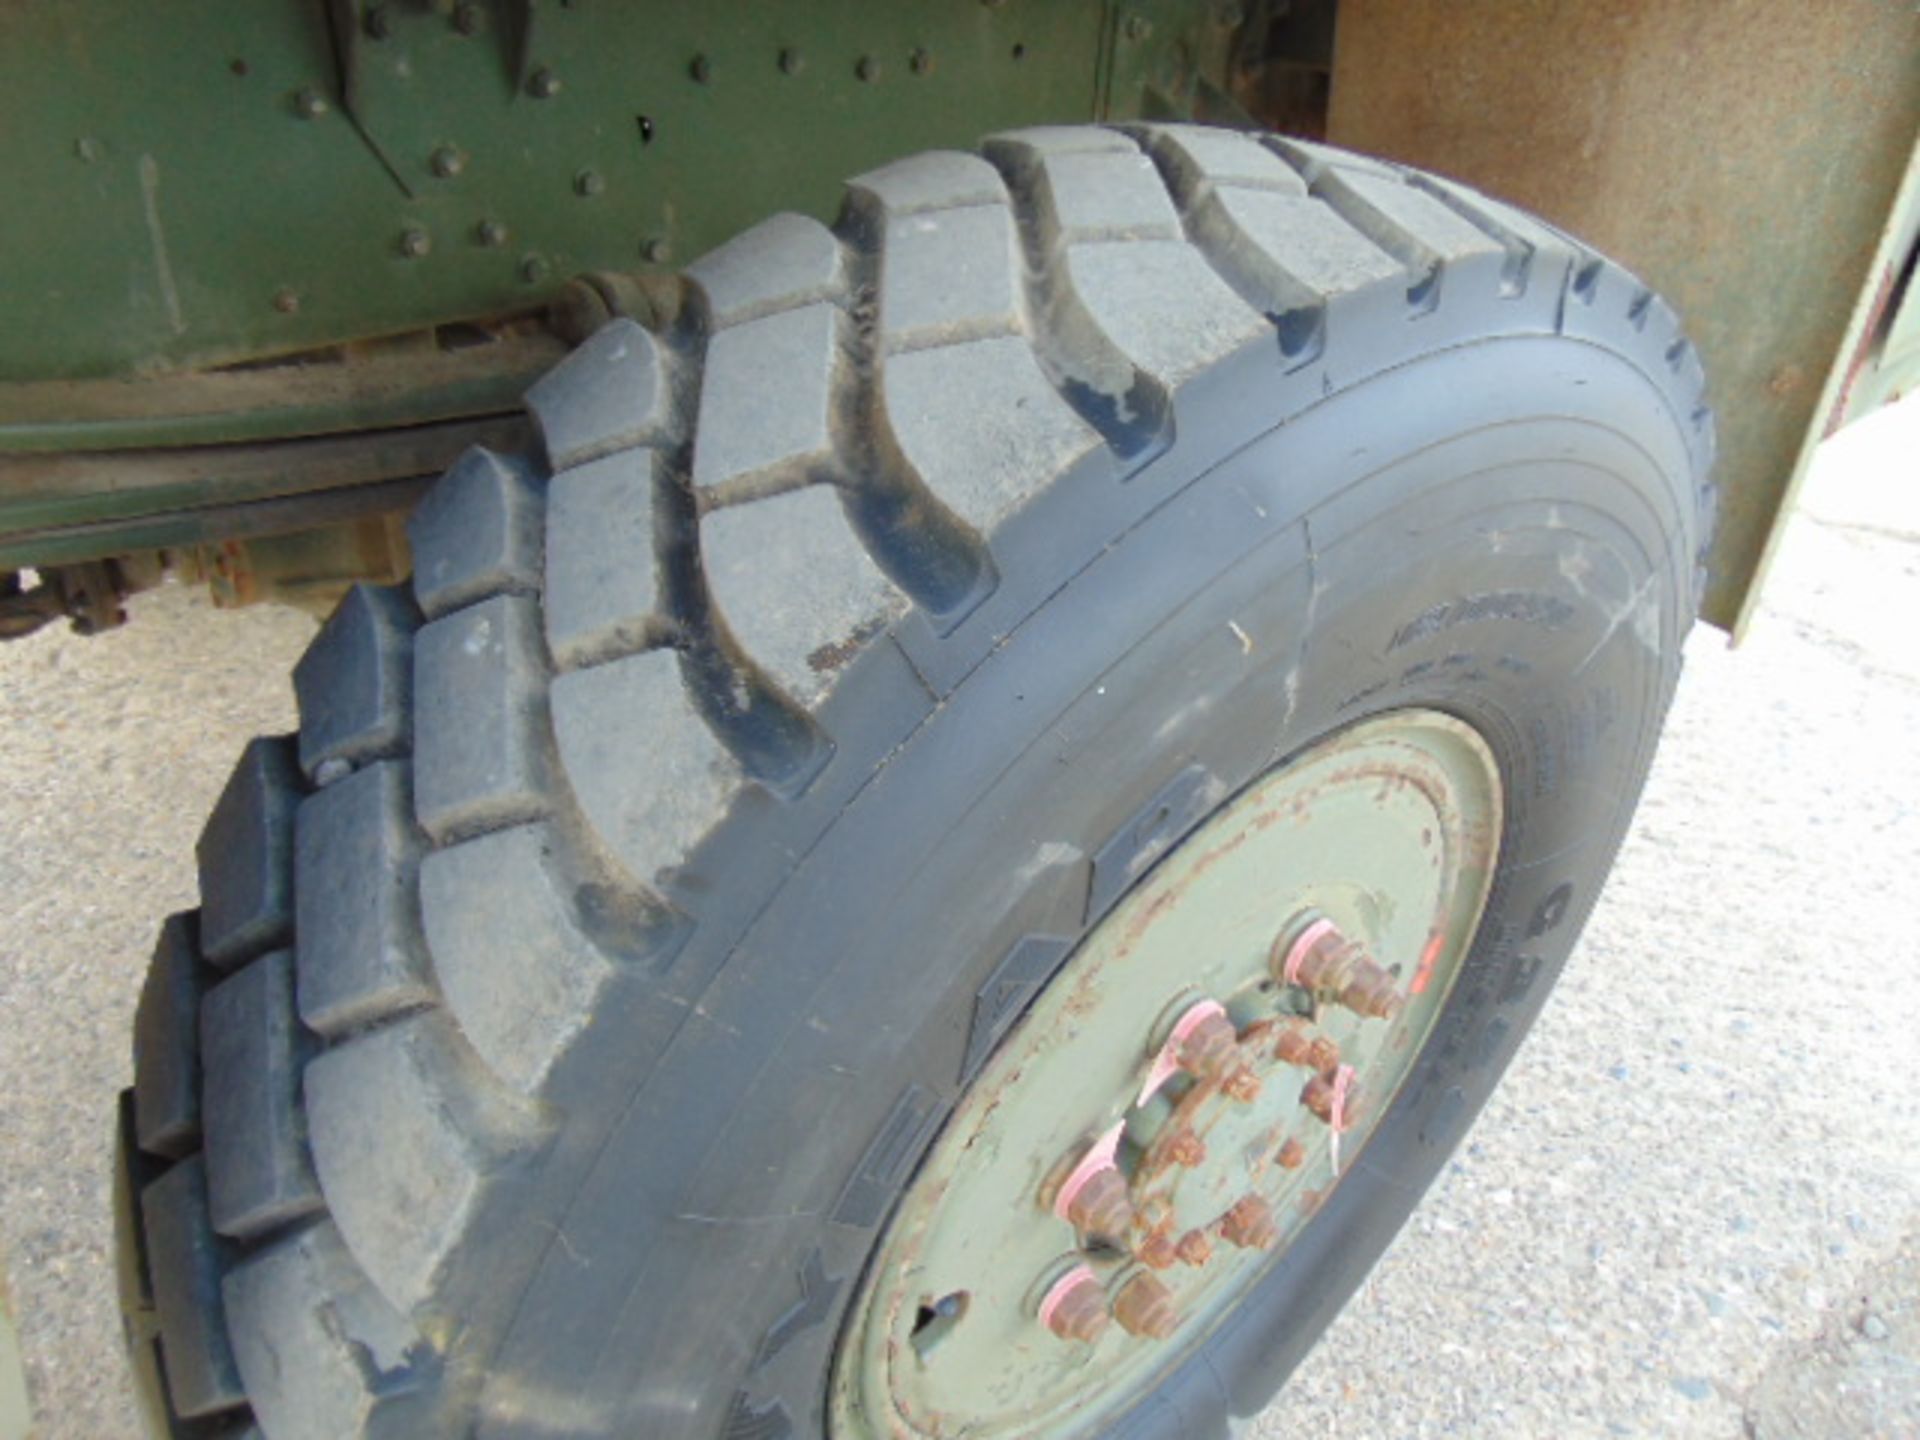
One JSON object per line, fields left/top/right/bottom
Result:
{"left": 116, "top": 125, "right": 1712, "bottom": 1440}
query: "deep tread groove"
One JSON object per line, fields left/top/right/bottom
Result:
{"left": 1401, "top": 172, "right": 1535, "bottom": 297}
{"left": 981, "top": 137, "right": 1175, "bottom": 464}
{"left": 832, "top": 199, "right": 999, "bottom": 625}
{"left": 650, "top": 290, "right": 834, "bottom": 792}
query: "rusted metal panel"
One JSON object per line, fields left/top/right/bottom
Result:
{"left": 1324, "top": 0, "right": 1920, "bottom": 633}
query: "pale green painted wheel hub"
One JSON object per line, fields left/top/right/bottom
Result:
{"left": 830, "top": 710, "right": 1503, "bottom": 1440}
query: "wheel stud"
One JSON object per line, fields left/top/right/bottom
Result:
{"left": 1301, "top": 1069, "right": 1366, "bottom": 1128}
{"left": 1176, "top": 1229, "right": 1213, "bottom": 1267}
{"left": 1113, "top": 1272, "right": 1180, "bottom": 1339}
{"left": 1274, "top": 912, "right": 1405, "bottom": 1020}
{"left": 1171, "top": 1005, "right": 1243, "bottom": 1084}
{"left": 1220, "top": 1194, "right": 1279, "bottom": 1250}
{"left": 1276, "top": 1136, "right": 1306, "bottom": 1169}
{"left": 1062, "top": 1164, "right": 1134, "bottom": 1241}
{"left": 1038, "top": 1265, "right": 1110, "bottom": 1344}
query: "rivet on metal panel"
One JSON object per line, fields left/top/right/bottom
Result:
{"left": 364, "top": 5, "right": 392, "bottom": 40}
{"left": 855, "top": 55, "right": 881, "bottom": 83}
{"left": 398, "top": 228, "right": 431, "bottom": 259}
{"left": 910, "top": 48, "right": 934, "bottom": 76}
{"left": 293, "top": 88, "right": 329, "bottom": 120}
{"left": 1124, "top": 14, "right": 1154, "bottom": 41}
{"left": 689, "top": 54, "right": 712, "bottom": 84}
{"left": 779, "top": 47, "right": 805, "bottom": 75}
{"left": 476, "top": 219, "right": 509, "bottom": 248}
{"left": 641, "top": 237, "right": 672, "bottom": 264}
{"left": 527, "top": 68, "right": 561, "bottom": 99}
{"left": 430, "top": 146, "right": 466, "bottom": 179}
{"left": 575, "top": 169, "right": 605, "bottom": 198}
{"left": 272, "top": 288, "right": 300, "bottom": 315}
{"left": 519, "top": 254, "right": 550, "bottom": 284}
{"left": 451, "top": 2, "right": 481, "bottom": 35}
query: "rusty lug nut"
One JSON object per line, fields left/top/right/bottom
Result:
{"left": 1222, "top": 1064, "right": 1263, "bottom": 1104}
{"left": 1340, "top": 963, "right": 1405, "bottom": 1021}
{"left": 1300, "top": 1073, "right": 1367, "bottom": 1128}
{"left": 1041, "top": 1272, "right": 1110, "bottom": 1344}
{"left": 1306, "top": 1034, "right": 1341, "bottom": 1073}
{"left": 1063, "top": 1165, "right": 1135, "bottom": 1240}
{"left": 1221, "top": 1194, "right": 1280, "bottom": 1250}
{"left": 1176, "top": 1229, "right": 1213, "bottom": 1267}
{"left": 1276, "top": 1137, "right": 1306, "bottom": 1170}
{"left": 1113, "top": 1273, "right": 1180, "bottom": 1340}
{"left": 1163, "top": 1129, "right": 1206, "bottom": 1168}
{"left": 1274, "top": 1021, "right": 1313, "bottom": 1066}
{"left": 1173, "top": 1008, "right": 1243, "bottom": 1084}
{"left": 1136, "top": 1232, "right": 1179, "bottom": 1270}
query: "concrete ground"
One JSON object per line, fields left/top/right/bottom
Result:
{"left": 1, "top": 399, "right": 1916, "bottom": 1439}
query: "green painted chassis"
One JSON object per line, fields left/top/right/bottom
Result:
{"left": 0, "top": 0, "right": 1916, "bottom": 633}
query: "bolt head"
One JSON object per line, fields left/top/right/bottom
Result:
{"left": 1305, "top": 1035, "right": 1341, "bottom": 1073}
{"left": 1276, "top": 1137, "right": 1306, "bottom": 1169}
{"left": 642, "top": 237, "right": 672, "bottom": 265}
{"left": 476, "top": 219, "right": 508, "bottom": 248}
{"left": 293, "top": 87, "right": 329, "bottom": 119}
{"left": 271, "top": 287, "right": 300, "bottom": 314}
{"left": 1113, "top": 1273, "right": 1179, "bottom": 1340}
{"left": 574, "top": 168, "right": 605, "bottom": 198}
{"left": 430, "top": 146, "right": 466, "bottom": 179}
{"left": 1135, "top": 1232, "right": 1179, "bottom": 1270}
{"left": 398, "top": 227, "right": 431, "bottom": 259}
{"left": 1223, "top": 1065, "right": 1263, "bottom": 1104}
{"left": 519, "top": 253, "right": 550, "bottom": 284}
{"left": 1164, "top": 1129, "right": 1206, "bottom": 1168}
{"left": 855, "top": 55, "right": 880, "bottom": 82}
{"left": 910, "top": 47, "right": 933, "bottom": 75}
{"left": 527, "top": 67, "right": 561, "bottom": 99}
{"left": 689, "top": 53, "right": 712, "bottom": 83}
{"left": 1221, "top": 1194, "right": 1279, "bottom": 1250}
{"left": 779, "top": 47, "right": 805, "bottom": 75}
{"left": 1175, "top": 1229, "right": 1213, "bottom": 1267}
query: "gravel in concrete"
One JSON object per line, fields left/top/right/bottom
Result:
{"left": 1, "top": 400, "right": 1915, "bottom": 1438}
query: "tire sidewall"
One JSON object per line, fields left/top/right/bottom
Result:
{"left": 487, "top": 331, "right": 1696, "bottom": 1439}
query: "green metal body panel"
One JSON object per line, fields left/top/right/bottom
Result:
{"left": 0, "top": 0, "right": 1913, "bottom": 631}
{"left": 0, "top": 1, "right": 1224, "bottom": 386}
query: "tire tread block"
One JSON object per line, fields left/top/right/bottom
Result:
{"left": 201, "top": 951, "right": 324, "bottom": 1240}
{"left": 196, "top": 737, "right": 301, "bottom": 970}
{"left": 132, "top": 913, "right": 206, "bottom": 1160}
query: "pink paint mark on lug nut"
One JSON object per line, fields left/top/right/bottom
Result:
{"left": 1329, "top": 1063, "right": 1355, "bottom": 1176}
{"left": 1038, "top": 1264, "right": 1108, "bottom": 1343}
{"left": 1052, "top": 1121, "right": 1127, "bottom": 1224}
{"left": 1135, "top": 999, "right": 1229, "bottom": 1105}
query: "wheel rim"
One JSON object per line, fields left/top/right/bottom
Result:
{"left": 829, "top": 709, "right": 1504, "bottom": 1439}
